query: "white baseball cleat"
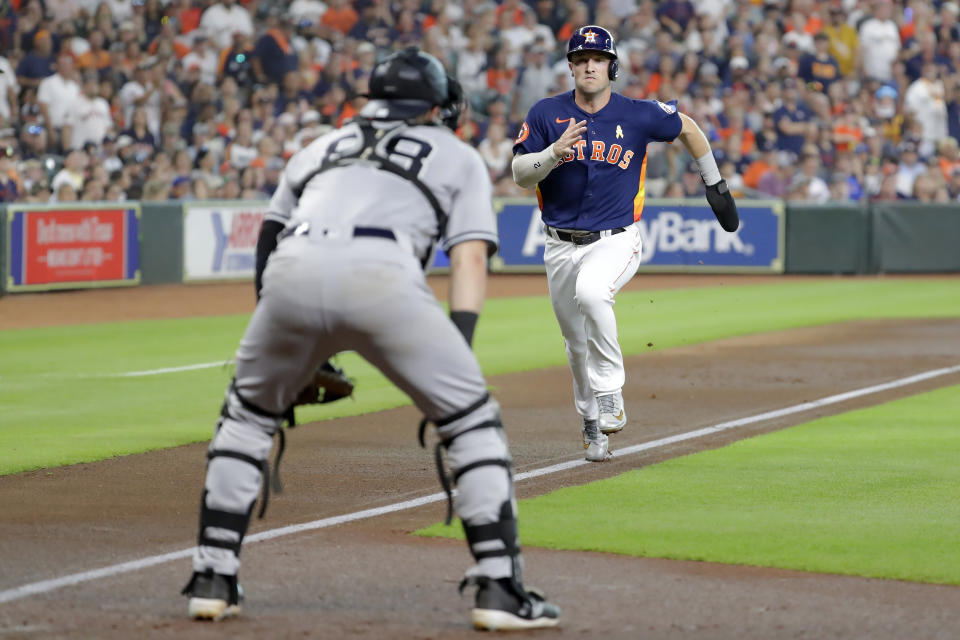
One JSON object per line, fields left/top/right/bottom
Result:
{"left": 582, "top": 419, "right": 611, "bottom": 462}
{"left": 597, "top": 392, "right": 626, "bottom": 435}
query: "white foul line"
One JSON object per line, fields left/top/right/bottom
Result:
{"left": 1, "top": 364, "right": 958, "bottom": 605}
{"left": 112, "top": 361, "right": 234, "bottom": 377}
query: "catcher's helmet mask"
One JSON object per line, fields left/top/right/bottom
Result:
{"left": 360, "top": 46, "right": 460, "bottom": 128}
{"left": 566, "top": 25, "right": 619, "bottom": 80}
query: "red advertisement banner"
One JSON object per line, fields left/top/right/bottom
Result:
{"left": 22, "top": 209, "right": 127, "bottom": 285}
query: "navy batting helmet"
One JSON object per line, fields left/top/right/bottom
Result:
{"left": 362, "top": 47, "right": 450, "bottom": 121}
{"left": 566, "top": 25, "right": 619, "bottom": 80}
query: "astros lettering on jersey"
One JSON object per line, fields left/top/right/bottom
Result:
{"left": 513, "top": 92, "right": 682, "bottom": 231}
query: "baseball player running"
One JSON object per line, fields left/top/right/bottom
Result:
{"left": 181, "top": 47, "right": 560, "bottom": 631}
{"left": 512, "top": 26, "right": 739, "bottom": 462}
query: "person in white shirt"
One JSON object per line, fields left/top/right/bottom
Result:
{"left": 37, "top": 52, "right": 81, "bottom": 138}
{"left": 456, "top": 26, "right": 491, "bottom": 100}
{"left": 180, "top": 34, "right": 219, "bottom": 86}
{"left": 895, "top": 140, "right": 927, "bottom": 197}
{"left": 105, "top": 0, "right": 133, "bottom": 22}
{"left": 0, "top": 56, "right": 19, "bottom": 123}
{"left": 477, "top": 119, "right": 514, "bottom": 181}
{"left": 63, "top": 74, "right": 114, "bottom": 150}
{"left": 200, "top": 0, "right": 254, "bottom": 50}
{"left": 513, "top": 46, "right": 554, "bottom": 118}
{"left": 289, "top": 0, "right": 327, "bottom": 24}
{"left": 51, "top": 149, "right": 88, "bottom": 193}
{"left": 859, "top": 0, "right": 900, "bottom": 81}
{"left": 800, "top": 152, "right": 830, "bottom": 203}
{"left": 904, "top": 63, "right": 948, "bottom": 158}
{"left": 118, "top": 58, "right": 163, "bottom": 139}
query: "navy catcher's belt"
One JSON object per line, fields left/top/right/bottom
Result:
{"left": 353, "top": 226, "right": 396, "bottom": 241}
{"left": 546, "top": 225, "right": 627, "bottom": 246}
{"left": 278, "top": 223, "right": 396, "bottom": 242}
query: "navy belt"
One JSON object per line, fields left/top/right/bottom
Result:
{"left": 279, "top": 223, "right": 396, "bottom": 242}
{"left": 353, "top": 226, "right": 396, "bottom": 241}
{"left": 549, "top": 226, "right": 627, "bottom": 246}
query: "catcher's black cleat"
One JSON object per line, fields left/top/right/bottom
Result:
{"left": 461, "top": 576, "right": 560, "bottom": 631}
{"left": 182, "top": 569, "right": 243, "bottom": 621}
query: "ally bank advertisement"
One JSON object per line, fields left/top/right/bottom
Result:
{"left": 433, "top": 199, "right": 784, "bottom": 273}
{"left": 183, "top": 199, "right": 783, "bottom": 281}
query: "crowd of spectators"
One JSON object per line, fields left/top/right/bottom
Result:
{"left": 1, "top": 0, "right": 960, "bottom": 205}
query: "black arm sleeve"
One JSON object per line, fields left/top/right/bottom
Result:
{"left": 255, "top": 219, "right": 286, "bottom": 301}
{"left": 450, "top": 310, "right": 479, "bottom": 348}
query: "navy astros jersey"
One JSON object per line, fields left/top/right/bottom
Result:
{"left": 513, "top": 91, "right": 682, "bottom": 231}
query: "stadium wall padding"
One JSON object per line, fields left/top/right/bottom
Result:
{"left": 870, "top": 203, "right": 960, "bottom": 273}
{"left": 784, "top": 203, "right": 872, "bottom": 274}
{"left": 3, "top": 200, "right": 960, "bottom": 295}
{"left": 138, "top": 202, "right": 184, "bottom": 285}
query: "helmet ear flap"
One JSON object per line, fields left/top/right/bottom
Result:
{"left": 609, "top": 59, "right": 619, "bottom": 81}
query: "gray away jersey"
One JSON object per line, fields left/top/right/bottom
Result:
{"left": 266, "top": 120, "right": 498, "bottom": 263}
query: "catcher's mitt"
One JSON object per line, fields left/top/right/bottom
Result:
{"left": 294, "top": 361, "right": 355, "bottom": 406}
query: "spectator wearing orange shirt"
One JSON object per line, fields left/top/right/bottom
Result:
{"left": 78, "top": 30, "right": 112, "bottom": 75}
{"left": 832, "top": 110, "right": 863, "bottom": 154}
{"left": 743, "top": 139, "right": 780, "bottom": 190}
{"left": 557, "top": 3, "right": 589, "bottom": 42}
{"left": 644, "top": 54, "right": 676, "bottom": 97}
{"left": 147, "top": 18, "right": 192, "bottom": 59}
{"left": 485, "top": 45, "right": 516, "bottom": 97}
{"left": 717, "top": 109, "right": 757, "bottom": 158}
{"left": 495, "top": 0, "right": 526, "bottom": 27}
{"left": 935, "top": 137, "right": 960, "bottom": 181}
{"left": 170, "top": 0, "right": 203, "bottom": 35}
{"left": 783, "top": 0, "right": 822, "bottom": 39}
{"left": 321, "top": 0, "right": 359, "bottom": 35}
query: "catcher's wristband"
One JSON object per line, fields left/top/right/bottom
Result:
{"left": 450, "top": 310, "right": 478, "bottom": 347}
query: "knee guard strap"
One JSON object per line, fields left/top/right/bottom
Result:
{"left": 417, "top": 392, "right": 491, "bottom": 447}
{"left": 217, "top": 380, "right": 290, "bottom": 517}
{"left": 431, "top": 418, "right": 510, "bottom": 526}
{"left": 197, "top": 489, "right": 256, "bottom": 555}
{"left": 207, "top": 446, "right": 282, "bottom": 520}
{"left": 417, "top": 393, "right": 509, "bottom": 525}
{"left": 462, "top": 500, "right": 519, "bottom": 561}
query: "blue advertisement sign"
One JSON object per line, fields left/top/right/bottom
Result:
{"left": 432, "top": 198, "right": 784, "bottom": 273}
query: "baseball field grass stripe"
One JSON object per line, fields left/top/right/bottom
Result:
{"left": 1, "top": 366, "right": 955, "bottom": 605}
{"left": 3, "top": 278, "right": 960, "bottom": 475}
{"left": 506, "top": 384, "right": 960, "bottom": 586}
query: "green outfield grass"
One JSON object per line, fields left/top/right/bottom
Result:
{"left": 1, "top": 277, "right": 958, "bottom": 475}
{"left": 419, "top": 384, "right": 960, "bottom": 586}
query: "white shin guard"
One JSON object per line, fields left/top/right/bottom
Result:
{"left": 432, "top": 395, "right": 520, "bottom": 582}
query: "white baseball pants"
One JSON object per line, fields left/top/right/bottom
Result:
{"left": 543, "top": 224, "right": 642, "bottom": 420}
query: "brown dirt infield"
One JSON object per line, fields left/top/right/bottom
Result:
{"left": 1, "top": 274, "right": 959, "bottom": 639}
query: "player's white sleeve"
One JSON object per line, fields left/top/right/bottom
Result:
{"left": 265, "top": 172, "right": 296, "bottom": 225}
{"left": 443, "top": 147, "right": 498, "bottom": 253}
{"left": 511, "top": 146, "right": 561, "bottom": 188}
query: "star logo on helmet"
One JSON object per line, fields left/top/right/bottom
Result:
{"left": 583, "top": 30, "right": 598, "bottom": 44}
